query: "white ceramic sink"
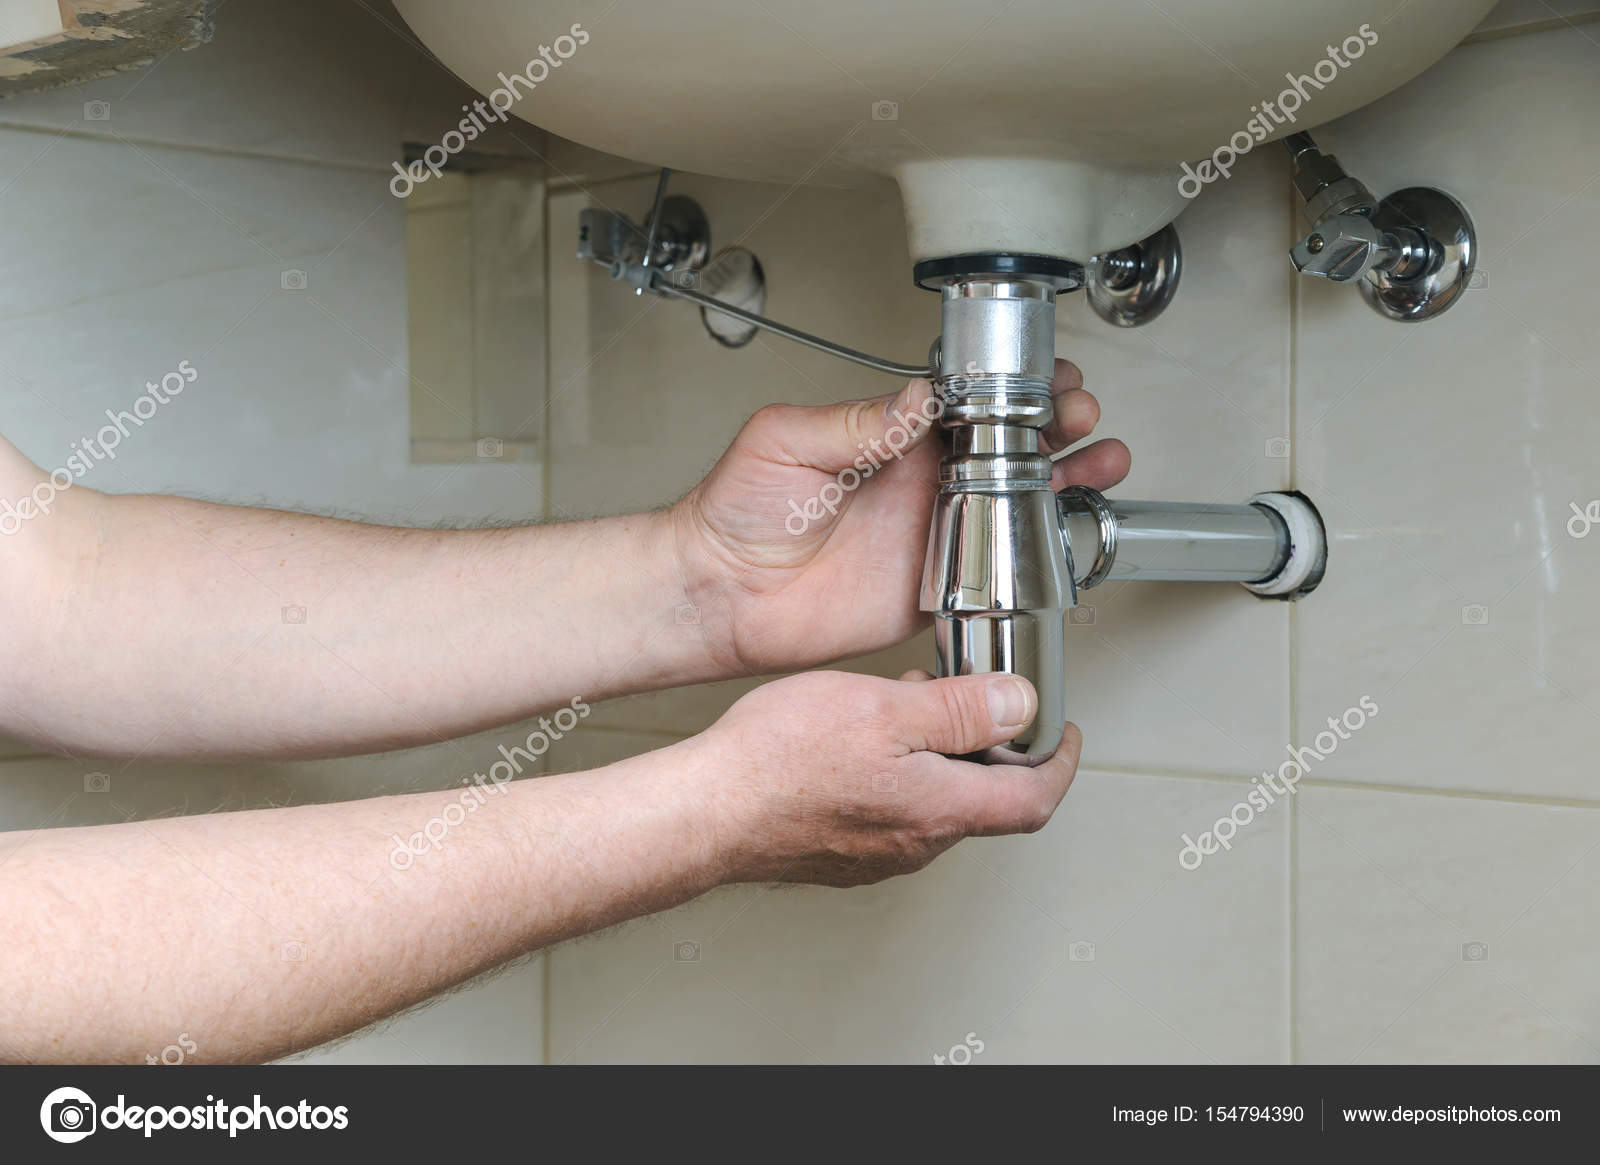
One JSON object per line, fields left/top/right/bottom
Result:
{"left": 395, "top": 0, "right": 1495, "bottom": 262}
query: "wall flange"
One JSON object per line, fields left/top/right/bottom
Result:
{"left": 1358, "top": 187, "right": 1475, "bottom": 322}
{"left": 1085, "top": 223, "right": 1183, "bottom": 328}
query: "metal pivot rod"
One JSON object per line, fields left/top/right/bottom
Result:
{"left": 579, "top": 168, "right": 1186, "bottom": 375}
{"left": 633, "top": 167, "right": 674, "bottom": 295}
{"left": 578, "top": 170, "right": 934, "bottom": 378}
{"left": 653, "top": 276, "right": 934, "bottom": 378}
{"left": 584, "top": 238, "right": 935, "bottom": 377}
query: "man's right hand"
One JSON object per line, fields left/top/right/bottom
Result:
{"left": 688, "top": 670, "right": 1081, "bottom": 888}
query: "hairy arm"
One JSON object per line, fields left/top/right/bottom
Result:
{"left": 1, "top": 740, "right": 721, "bottom": 1064}
{"left": 0, "top": 669, "right": 1074, "bottom": 1065}
{"left": 0, "top": 435, "right": 720, "bottom": 761}
{"left": 0, "top": 366, "right": 1125, "bottom": 763}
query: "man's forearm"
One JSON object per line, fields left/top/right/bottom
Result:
{"left": 6, "top": 485, "right": 730, "bottom": 759}
{"left": 0, "top": 740, "right": 723, "bottom": 1064}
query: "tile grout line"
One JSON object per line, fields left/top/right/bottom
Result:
{"left": 539, "top": 948, "right": 551, "bottom": 1067}
{"left": 7, "top": 744, "right": 1595, "bottom": 811}
{"left": 1285, "top": 167, "right": 1301, "bottom": 1068}
{"left": 540, "top": 178, "right": 556, "bottom": 1067}
{"left": 1079, "top": 762, "right": 1600, "bottom": 810}
{"left": 540, "top": 168, "right": 558, "bottom": 533}
{"left": 1462, "top": 9, "right": 1600, "bottom": 44}
{"left": 1290, "top": 776, "right": 1600, "bottom": 809}
{"left": 0, "top": 120, "right": 401, "bottom": 174}
{"left": 546, "top": 167, "right": 661, "bottom": 194}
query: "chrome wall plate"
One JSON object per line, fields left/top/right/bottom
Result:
{"left": 1358, "top": 187, "right": 1476, "bottom": 322}
{"left": 1085, "top": 223, "right": 1182, "bottom": 328}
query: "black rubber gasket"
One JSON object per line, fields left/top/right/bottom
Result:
{"left": 913, "top": 252, "right": 1085, "bottom": 292}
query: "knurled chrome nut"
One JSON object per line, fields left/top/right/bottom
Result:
{"left": 1291, "top": 150, "right": 1350, "bottom": 201}
{"left": 940, "top": 453, "right": 1053, "bottom": 485}
{"left": 1303, "top": 176, "right": 1378, "bottom": 225}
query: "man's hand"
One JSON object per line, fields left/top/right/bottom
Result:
{"left": 0, "top": 360, "right": 1118, "bottom": 762}
{"left": 1, "top": 664, "right": 1077, "bottom": 1063}
{"left": 670, "top": 360, "right": 1129, "bottom": 675}
{"left": 688, "top": 669, "right": 1080, "bottom": 887}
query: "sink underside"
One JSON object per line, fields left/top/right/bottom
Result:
{"left": 396, "top": 0, "right": 1495, "bottom": 261}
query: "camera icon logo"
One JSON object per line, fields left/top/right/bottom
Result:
{"left": 871, "top": 772, "right": 899, "bottom": 794}
{"left": 1069, "top": 940, "right": 1096, "bottom": 963}
{"left": 280, "top": 268, "right": 308, "bottom": 291}
{"left": 674, "top": 940, "right": 701, "bottom": 963}
{"left": 675, "top": 603, "right": 700, "bottom": 626}
{"left": 476, "top": 437, "right": 504, "bottom": 459}
{"left": 281, "top": 604, "right": 306, "bottom": 625}
{"left": 1462, "top": 940, "right": 1490, "bottom": 962}
{"left": 871, "top": 99, "right": 899, "bottom": 121}
{"left": 281, "top": 940, "right": 307, "bottom": 963}
{"left": 1467, "top": 269, "right": 1489, "bottom": 291}
{"left": 933, "top": 1032, "right": 985, "bottom": 1066}
{"left": 1264, "top": 436, "right": 1291, "bottom": 459}
{"left": 40, "top": 1086, "right": 97, "bottom": 1144}
{"left": 1069, "top": 605, "right": 1096, "bottom": 626}
{"left": 83, "top": 100, "right": 111, "bottom": 122}
{"left": 84, "top": 771, "right": 111, "bottom": 794}
{"left": 1461, "top": 603, "right": 1489, "bottom": 626}
{"left": 670, "top": 268, "right": 700, "bottom": 290}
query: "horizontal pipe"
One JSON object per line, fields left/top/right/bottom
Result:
{"left": 1057, "top": 489, "right": 1289, "bottom": 586}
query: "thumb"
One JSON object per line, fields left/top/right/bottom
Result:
{"left": 768, "top": 378, "right": 940, "bottom": 473}
{"left": 893, "top": 673, "right": 1037, "bottom": 756}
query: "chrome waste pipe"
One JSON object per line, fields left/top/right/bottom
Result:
{"left": 918, "top": 272, "right": 1076, "bottom": 766}
{"left": 1055, "top": 489, "right": 1323, "bottom": 589}
{"left": 918, "top": 263, "right": 1327, "bottom": 765}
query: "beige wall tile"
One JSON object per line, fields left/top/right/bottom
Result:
{"left": 1294, "top": 27, "right": 1600, "bottom": 799}
{"left": 1297, "top": 784, "right": 1600, "bottom": 1062}
{"left": 551, "top": 769, "right": 1289, "bottom": 1063}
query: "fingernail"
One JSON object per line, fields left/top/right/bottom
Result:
{"left": 883, "top": 383, "right": 908, "bottom": 419}
{"left": 986, "top": 677, "right": 1033, "bottom": 729}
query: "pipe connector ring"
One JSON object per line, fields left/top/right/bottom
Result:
{"left": 1243, "top": 491, "right": 1327, "bottom": 598}
{"left": 1056, "top": 485, "right": 1117, "bottom": 590}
